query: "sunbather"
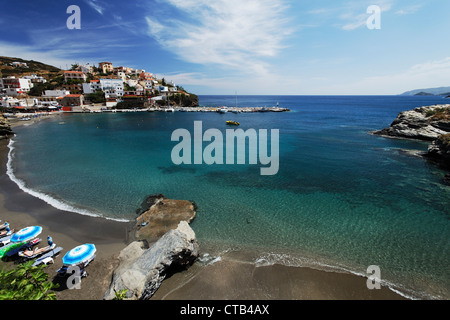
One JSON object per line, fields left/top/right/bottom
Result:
{"left": 0, "top": 228, "right": 13, "bottom": 237}
{"left": 22, "top": 245, "right": 52, "bottom": 257}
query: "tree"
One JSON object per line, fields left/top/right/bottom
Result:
{"left": 86, "top": 91, "right": 106, "bottom": 104}
{"left": 0, "top": 261, "right": 58, "bottom": 300}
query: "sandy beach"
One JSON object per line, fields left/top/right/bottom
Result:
{"left": 0, "top": 133, "right": 406, "bottom": 300}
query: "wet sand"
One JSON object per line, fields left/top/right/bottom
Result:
{"left": 0, "top": 140, "right": 130, "bottom": 300}
{"left": 0, "top": 137, "right": 406, "bottom": 300}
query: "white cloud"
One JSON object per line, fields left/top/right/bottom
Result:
{"left": 317, "top": 57, "right": 450, "bottom": 95}
{"left": 145, "top": 0, "right": 293, "bottom": 76}
{"left": 0, "top": 41, "right": 75, "bottom": 69}
{"left": 84, "top": 0, "right": 104, "bottom": 15}
{"left": 395, "top": 4, "right": 424, "bottom": 15}
{"left": 340, "top": 0, "right": 394, "bottom": 30}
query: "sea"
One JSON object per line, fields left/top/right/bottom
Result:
{"left": 6, "top": 95, "right": 450, "bottom": 300}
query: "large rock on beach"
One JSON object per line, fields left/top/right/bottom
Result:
{"left": 104, "top": 221, "right": 199, "bottom": 300}
{"left": 373, "top": 105, "right": 450, "bottom": 141}
{"left": 134, "top": 194, "right": 197, "bottom": 242}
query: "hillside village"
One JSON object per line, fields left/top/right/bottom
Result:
{"left": 0, "top": 57, "right": 198, "bottom": 112}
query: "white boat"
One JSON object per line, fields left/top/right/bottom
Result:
{"left": 165, "top": 108, "right": 175, "bottom": 112}
{"left": 218, "top": 107, "right": 228, "bottom": 114}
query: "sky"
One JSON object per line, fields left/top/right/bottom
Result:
{"left": 0, "top": 0, "right": 449, "bottom": 95}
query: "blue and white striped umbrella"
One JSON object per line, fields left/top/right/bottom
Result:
{"left": 11, "top": 226, "right": 42, "bottom": 243}
{"left": 62, "top": 244, "right": 96, "bottom": 266}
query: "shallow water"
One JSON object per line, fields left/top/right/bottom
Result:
{"left": 8, "top": 95, "right": 450, "bottom": 299}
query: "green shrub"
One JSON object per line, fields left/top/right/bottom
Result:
{"left": 0, "top": 261, "right": 58, "bottom": 300}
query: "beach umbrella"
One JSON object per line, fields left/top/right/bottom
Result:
{"left": 11, "top": 226, "right": 42, "bottom": 243}
{"left": 62, "top": 244, "right": 96, "bottom": 266}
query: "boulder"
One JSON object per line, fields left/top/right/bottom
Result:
{"left": 135, "top": 195, "right": 197, "bottom": 242}
{"left": 104, "top": 221, "right": 199, "bottom": 300}
{"left": 427, "top": 134, "right": 450, "bottom": 167}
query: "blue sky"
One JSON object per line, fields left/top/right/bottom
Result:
{"left": 0, "top": 0, "right": 449, "bottom": 95}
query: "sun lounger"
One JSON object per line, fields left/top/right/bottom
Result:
{"left": 56, "top": 255, "right": 95, "bottom": 278}
{"left": 5, "top": 238, "right": 41, "bottom": 258}
{"left": 18, "top": 243, "right": 56, "bottom": 260}
{"left": 0, "top": 223, "right": 8, "bottom": 231}
{"left": 32, "top": 247, "right": 63, "bottom": 267}
{"left": 0, "top": 235, "right": 12, "bottom": 247}
{"left": 0, "top": 229, "right": 14, "bottom": 238}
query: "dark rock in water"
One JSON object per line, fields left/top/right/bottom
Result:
{"left": 104, "top": 221, "right": 199, "bottom": 300}
{"left": 135, "top": 195, "right": 197, "bottom": 242}
{"left": 135, "top": 194, "right": 165, "bottom": 216}
{"left": 443, "top": 174, "right": 450, "bottom": 186}
{"left": 427, "top": 134, "right": 450, "bottom": 168}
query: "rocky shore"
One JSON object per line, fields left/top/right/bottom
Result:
{"left": 0, "top": 114, "right": 13, "bottom": 139}
{"left": 373, "top": 104, "right": 450, "bottom": 141}
{"left": 105, "top": 194, "right": 199, "bottom": 300}
{"left": 373, "top": 104, "right": 450, "bottom": 183}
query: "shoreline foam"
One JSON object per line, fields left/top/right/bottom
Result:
{"left": 4, "top": 136, "right": 427, "bottom": 300}
{"left": 6, "top": 137, "right": 130, "bottom": 223}
{"left": 0, "top": 137, "right": 410, "bottom": 300}
{"left": 4, "top": 115, "right": 444, "bottom": 300}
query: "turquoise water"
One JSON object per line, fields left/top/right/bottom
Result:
{"left": 8, "top": 95, "right": 450, "bottom": 299}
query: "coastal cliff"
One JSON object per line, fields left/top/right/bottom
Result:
{"left": 374, "top": 104, "right": 450, "bottom": 182}
{"left": 426, "top": 134, "right": 450, "bottom": 184}
{"left": 0, "top": 114, "right": 13, "bottom": 139}
{"left": 427, "top": 134, "right": 450, "bottom": 164}
{"left": 373, "top": 105, "right": 450, "bottom": 141}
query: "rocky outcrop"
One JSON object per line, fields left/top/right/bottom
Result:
{"left": 0, "top": 114, "right": 13, "bottom": 139}
{"left": 104, "top": 221, "right": 199, "bottom": 300}
{"left": 426, "top": 134, "right": 450, "bottom": 167}
{"left": 375, "top": 105, "right": 450, "bottom": 182}
{"left": 134, "top": 194, "right": 197, "bottom": 242}
{"left": 373, "top": 105, "right": 450, "bottom": 141}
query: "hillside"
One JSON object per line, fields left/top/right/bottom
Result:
{"left": 400, "top": 86, "right": 450, "bottom": 96}
{"left": 0, "top": 56, "right": 62, "bottom": 79}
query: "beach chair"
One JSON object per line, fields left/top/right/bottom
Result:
{"left": 5, "top": 238, "right": 41, "bottom": 259}
{"left": 32, "top": 247, "right": 63, "bottom": 267}
{"left": 18, "top": 243, "right": 57, "bottom": 261}
{"left": 0, "top": 229, "right": 14, "bottom": 239}
{"left": 0, "top": 235, "right": 12, "bottom": 247}
{"left": 56, "top": 254, "right": 95, "bottom": 278}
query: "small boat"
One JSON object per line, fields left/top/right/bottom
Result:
{"left": 165, "top": 108, "right": 175, "bottom": 112}
{"left": 218, "top": 107, "right": 228, "bottom": 114}
{"left": 226, "top": 121, "right": 240, "bottom": 126}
